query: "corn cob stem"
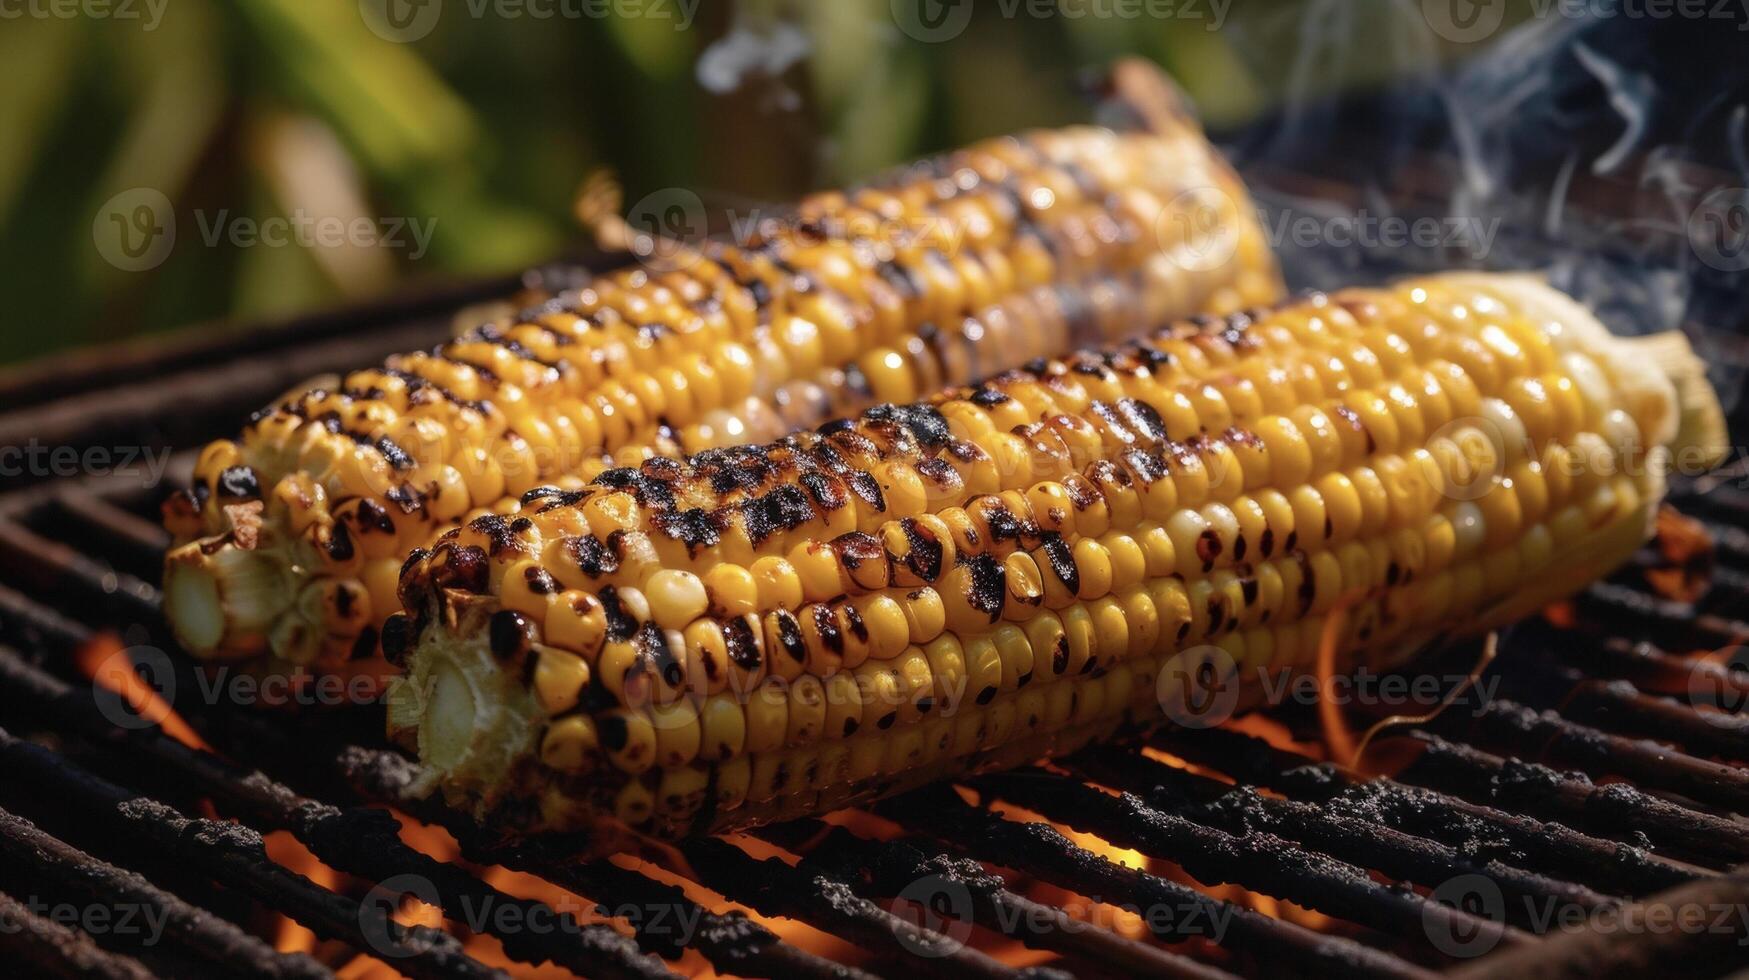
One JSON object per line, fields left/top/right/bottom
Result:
{"left": 386, "top": 272, "right": 1725, "bottom": 844}
{"left": 164, "top": 65, "right": 1282, "bottom": 672}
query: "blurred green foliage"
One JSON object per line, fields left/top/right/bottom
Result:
{"left": 0, "top": 0, "right": 1476, "bottom": 366}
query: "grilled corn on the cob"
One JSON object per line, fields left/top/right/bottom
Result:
{"left": 162, "top": 64, "right": 1281, "bottom": 674}
{"left": 386, "top": 272, "right": 1727, "bottom": 842}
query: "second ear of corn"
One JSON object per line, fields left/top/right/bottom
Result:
{"left": 161, "top": 86, "right": 1281, "bottom": 677}
{"left": 384, "top": 272, "right": 1723, "bottom": 845}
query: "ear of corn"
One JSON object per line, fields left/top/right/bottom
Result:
{"left": 385, "top": 272, "right": 1724, "bottom": 844}
{"left": 162, "top": 64, "right": 1282, "bottom": 674}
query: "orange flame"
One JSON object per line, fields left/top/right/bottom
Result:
{"left": 77, "top": 632, "right": 208, "bottom": 751}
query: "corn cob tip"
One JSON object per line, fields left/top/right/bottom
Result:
{"left": 163, "top": 538, "right": 286, "bottom": 661}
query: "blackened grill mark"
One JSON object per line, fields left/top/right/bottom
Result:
{"left": 521, "top": 485, "right": 566, "bottom": 506}
{"left": 862, "top": 403, "right": 951, "bottom": 447}
{"left": 848, "top": 471, "right": 886, "bottom": 512}
{"left": 899, "top": 518, "right": 945, "bottom": 582}
{"left": 723, "top": 618, "right": 762, "bottom": 671}
{"left": 400, "top": 547, "right": 432, "bottom": 581}
{"left": 653, "top": 508, "right": 721, "bottom": 551}
{"left": 978, "top": 501, "right": 1026, "bottom": 547}
{"left": 380, "top": 613, "right": 412, "bottom": 667}
{"left": 356, "top": 500, "right": 396, "bottom": 535}
{"left": 1040, "top": 535, "right": 1080, "bottom": 596}
{"left": 569, "top": 534, "right": 620, "bottom": 578}
{"left": 877, "top": 260, "right": 921, "bottom": 299}
{"left": 842, "top": 716, "right": 860, "bottom": 736}
{"left": 326, "top": 522, "right": 355, "bottom": 562}
{"left": 800, "top": 472, "right": 847, "bottom": 512}
{"left": 1063, "top": 479, "right": 1099, "bottom": 512}
{"left": 468, "top": 514, "right": 516, "bottom": 554}
{"left": 1117, "top": 398, "right": 1168, "bottom": 443}
{"left": 1260, "top": 527, "right": 1276, "bottom": 558}
{"left": 812, "top": 605, "right": 844, "bottom": 655}
{"left": 601, "top": 714, "right": 629, "bottom": 751}
{"left": 599, "top": 586, "right": 637, "bottom": 641}
{"left": 1052, "top": 636, "right": 1070, "bottom": 674}
{"left": 489, "top": 610, "right": 532, "bottom": 660}
{"left": 774, "top": 611, "right": 808, "bottom": 664}
{"left": 1295, "top": 553, "right": 1316, "bottom": 615}
{"left": 638, "top": 623, "right": 685, "bottom": 688}
{"left": 834, "top": 531, "right": 885, "bottom": 578}
{"left": 217, "top": 466, "right": 261, "bottom": 500}
{"left": 381, "top": 483, "right": 421, "bottom": 521}
{"left": 1233, "top": 533, "right": 1248, "bottom": 562}
{"left": 376, "top": 437, "right": 415, "bottom": 472}
{"left": 1196, "top": 528, "right": 1224, "bottom": 574}
{"left": 843, "top": 603, "right": 868, "bottom": 643}
{"left": 914, "top": 457, "right": 961, "bottom": 493}
{"left": 435, "top": 545, "right": 489, "bottom": 594}
{"left": 970, "top": 387, "right": 1010, "bottom": 406}
{"left": 1241, "top": 576, "right": 1260, "bottom": 606}
{"left": 525, "top": 566, "right": 558, "bottom": 595}
{"left": 744, "top": 485, "right": 816, "bottom": 544}
{"left": 964, "top": 553, "right": 1006, "bottom": 622}
{"left": 976, "top": 685, "right": 998, "bottom": 705}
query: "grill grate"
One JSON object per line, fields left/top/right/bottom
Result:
{"left": 2, "top": 449, "right": 1748, "bottom": 979}
{"left": 3, "top": 250, "right": 1748, "bottom": 980}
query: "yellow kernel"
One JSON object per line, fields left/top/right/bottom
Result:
{"left": 646, "top": 569, "right": 708, "bottom": 629}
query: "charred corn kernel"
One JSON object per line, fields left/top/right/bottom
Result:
{"left": 388, "top": 271, "right": 1722, "bottom": 843}
{"left": 540, "top": 715, "right": 598, "bottom": 772}
{"left": 168, "top": 81, "right": 1285, "bottom": 674}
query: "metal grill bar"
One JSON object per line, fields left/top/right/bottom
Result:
{"left": 0, "top": 806, "right": 329, "bottom": 979}
{"left": 0, "top": 648, "right": 679, "bottom": 980}
{"left": 342, "top": 745, "right": 885, "bottom": 980}
{"left": 1069, "top": 748, "right": 1615, "bottom": 918}
{"left": 969, "top": 767, "right": 1526, "bottom": 955}
{"left": 1399, "top": 735, "right": 1749, "bottom": 868}
{"left": 1150, "top": 727, "right": 1709, "bottom": 895}
{"left": 0, "top": 888, "right": 159, "bottom": 980}
{"left": 876, "top": 786, "right": 1438, "bottom": 980}
{"left": 754, "top": 819, "right": 1238, "bottom": 980}
{"left": 0, "top": 728, "right": 506, "bottom": 980}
